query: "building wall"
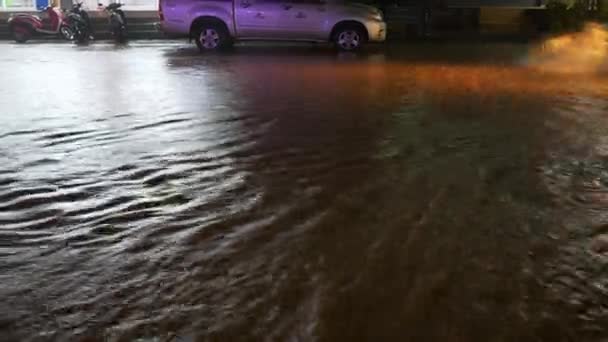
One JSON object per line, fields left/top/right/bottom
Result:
{"left": 0, "top": 0, "right": 36, "bottom": 10}
{"left": 600, "top": 0, "right": 608, "bottom": 18}
{"left": 446, "top": 0, "right": 543, "bottom": 8}
{"left": 0, "top": 0, "right": 157, "bottom": 10}
{"left": 479, "top": 7, "right": 526, "bottom": 33}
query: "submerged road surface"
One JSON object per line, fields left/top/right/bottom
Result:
{"left": 1, "top": 40, "right": 608, "bottom": 341}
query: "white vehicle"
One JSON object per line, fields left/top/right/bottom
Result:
{"left": 158, "top": 0, "right": 387, "bottom": 51}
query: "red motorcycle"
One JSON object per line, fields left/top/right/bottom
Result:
{"left": 7, "top": 6, "right": 74, "bottom": 43}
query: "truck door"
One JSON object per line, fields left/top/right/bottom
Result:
{"left": 235, "top": 0, "right": 283, "bottom": 38}
{"left": 276, "top": 0, "right": 328, "bottom": 40}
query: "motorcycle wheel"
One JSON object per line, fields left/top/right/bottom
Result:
{"left": 75, "top": 26, "right": 89, "bottom": 44}
{"left": 75, "top": 33, "right": 88, "bottom": 44}
{"left": 60, "top": 26, "right": 75, "bottom": 41}
{"left": 113, "top": 25, "right": 127, "bottom": 43}
{"left": 11, "top": 26, "right": 32, "bottom": 43}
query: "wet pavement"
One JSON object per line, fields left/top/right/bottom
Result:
{"left": 1, "top": 38, "right": 608, "bottom": 341}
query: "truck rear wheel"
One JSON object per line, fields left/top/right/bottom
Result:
{"left": 194, "top": 23, "right": 230, "bottom": 52}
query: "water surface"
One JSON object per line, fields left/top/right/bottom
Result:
{"left": 1, "top": 39, "right": 608, "bottom": 341}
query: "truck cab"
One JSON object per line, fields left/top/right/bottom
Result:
{"left": 159, "top": 0, "right": 387, "bottom": 51}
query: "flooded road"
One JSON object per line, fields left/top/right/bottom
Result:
{"left": 1, "top": 39, "right": 608, "bottom": 341}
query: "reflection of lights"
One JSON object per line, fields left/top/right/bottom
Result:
{"left": 410, "top": 63, "right": 606, "bottom": 100}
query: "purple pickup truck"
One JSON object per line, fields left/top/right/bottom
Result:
{"left": 158, "top": 0, "right": 387, "bottom": 51}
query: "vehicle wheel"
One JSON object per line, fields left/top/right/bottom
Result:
{"left": 76, "top": 31, "right": 88, "bottom": 44}
{"left": 11, "top": 26, "right": 32, "bottom": 43}
{"left": 333, "top": 24, "right": 367, "bottom": 52}
{"left": 194, "top": 23, "right": 230, "bottom": 52}
{"left": 110, "top": 14, "right": 127, "bottom": 43}
{"left": 113, "top": 26, "right": 127, "bottom": 43}
{"left": 73, "top": 26, "right": 89, "bottom": 43}
{"left": 60, "top": 25, "right": 75, "bottom": 40}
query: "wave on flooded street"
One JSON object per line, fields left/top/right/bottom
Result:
{"left": 528, "top": 22, "right": 608, "bottom": 74}
{"left": 0, "top": 41, "right": 608, "bottom": 341}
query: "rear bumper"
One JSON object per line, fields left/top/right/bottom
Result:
{"left": 158, "top": 21, "right": 183, "bottom": 34}
{"left": 365, "top": 20, "right": 387, "bottom": 42}
{"left": 157, "top": 21, "right": 190, "bottom": 38}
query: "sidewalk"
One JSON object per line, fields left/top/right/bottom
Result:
{"left": 0, "top": 10, "right": 162, "bottom": 40}
{"left": 0, "top": 8, "right": 559, "bottom": 42}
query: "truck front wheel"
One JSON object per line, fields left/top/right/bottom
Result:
{"left": 333, "top": 24, "right": 367, "bottom": 52}
{"left": 194, "top": 23, "right": 231, "bottom": 52}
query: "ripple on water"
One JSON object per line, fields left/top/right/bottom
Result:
{"left": 540, "top": 152, "right": 608, "bottom": 333}
{"left": 2, "top": 43, "right": 608, "bottom": 341}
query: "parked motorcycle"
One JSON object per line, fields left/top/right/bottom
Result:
{"left": 64, "top": 2, "right": 93, "bottom": 43}
{"left": 7, "top": 6, "right": 74, "bottom": 43}
{"left": 99, "top": 3, "right": 127, "bottom": 43}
